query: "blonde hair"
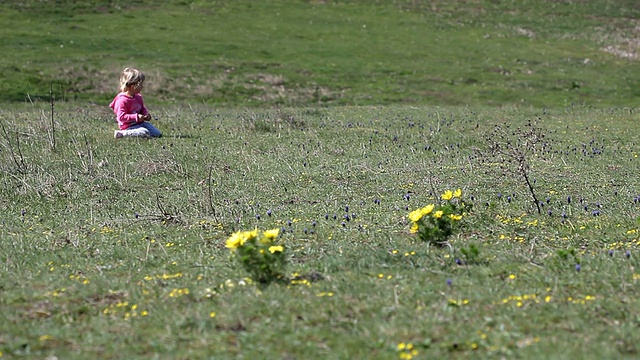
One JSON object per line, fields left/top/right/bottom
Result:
{"left": 119, "top": 68, "right": 145, "bottom": 92}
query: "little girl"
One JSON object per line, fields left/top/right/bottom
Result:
{"left": 109, "top": 68, "right": 162, "bottom": 138}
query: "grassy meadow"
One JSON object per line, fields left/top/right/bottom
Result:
{"left": 2, "top": 104, "right": 640, "bottom": 359}
{"left": 1, "top": 0, "right": 640, "bottom": 107}
{"left": 1, "top": 0, "right": 640, "bottom": 359}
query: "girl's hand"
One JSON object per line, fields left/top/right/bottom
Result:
{"left": 137, "top": 114, "right": 148, "bottom": 123}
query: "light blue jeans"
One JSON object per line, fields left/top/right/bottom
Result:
{"left": 121, "top": 122, "right": 162, "bottom": 138}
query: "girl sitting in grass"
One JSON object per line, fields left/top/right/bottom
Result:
{"left": 110, "top": 68, "right": 162, "bottom": 138}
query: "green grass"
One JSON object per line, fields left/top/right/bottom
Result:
{"left": 1, "top": 0, "right": 640, "bottom": 107}
{"left": 2, "top": 1, "right": 640, "bottom": 359}
{"left": 1, "top": 103, "right": 639, "bottom": 359}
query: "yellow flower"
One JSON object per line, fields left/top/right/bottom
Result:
{"left": 433, "top": 210, "right": 444, "bottom": 219}
{"left": 225, "top": 231, "right": 244, "bottom": 249}
{"left": 408, "top": 209, "right": 424, "bottom": 222}
{"left": 410, "top": 223, "right": 419, "bottom": 233}
{"left": 453, "top": 189, "right": 462, "bottom": 198}
{"left": 263, "top": 228, "right": 280, "bottom": 239}
{"left": 260, "top": 228, "right": 280, "bottom": 244}
{"left": 441, "top": 190, "right": 453, "bottom": 201}
{"left": 226, "top": 229, "right": 260, "bottom": 249}
{"left": 268, "top": 245, "right": 284, "bottom": 253}
{"left": 246, "top": 228, "right": 259, "bottom": 240}
{"left": 449, "top": 214, "right": 463, "bottom": 221}
{"left": 409, "top": 204, "right": 435, "bottom": 222}
{"left": 420, "top": 204, "right": 435, "bottom": 216}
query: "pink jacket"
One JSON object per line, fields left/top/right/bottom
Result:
{"left": 109, "top": 92, "right": 149, "bottom": 130}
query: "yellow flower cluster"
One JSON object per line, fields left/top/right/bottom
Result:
{"left": 397, "top": 342, "right": 419, "bottom": 359}
{"left": 408, "top": 189, "right": 464, "bottom": 235}
{"left": 102, "top": 302, "right": 148, "bottom": 320}
{"left": 225, "top": 227, "right": 287, "bottom": 284}
{"left": 441, "top": 188, "right": 462, "bottom": 201}
{"left": 408, "top": 204, "right": 435, "bottom": 223}
{"left": 225, "top": 228, "right": 281, "bottom": 250}
{"left": 449, "top": 214, "right": 463, "bottom": 221}
{"left": 225, "top": 228, "right": 259, "bottom": 249}
{"left": 169, "top": 288, "right": 190, "bottom": 298}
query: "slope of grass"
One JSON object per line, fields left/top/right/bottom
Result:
{"left": 1, "top": 0, "right": 639, "bottom": 107}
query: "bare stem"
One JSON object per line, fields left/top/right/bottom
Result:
{"left": 521, "top": 167, "right": 541, "bottom": 214}
{"left": 207, "top": 163, "right": 219, "bottom": 222}
{"left": 49, "top": 82, "right": 56, "bottom": 151}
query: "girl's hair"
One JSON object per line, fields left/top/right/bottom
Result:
{"left": 119, "top": 68, "right": 145, "bottom": 92}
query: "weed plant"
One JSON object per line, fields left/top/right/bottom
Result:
{"left": 408, "top": 189, "right": 469, "bottom": 246}
{"left": 225, "top": 228, "right": 287, "bottom": 285}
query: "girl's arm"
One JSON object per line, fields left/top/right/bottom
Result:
{"left": 138, "top": 95, "right": 149, "bottom": 116}
{"left": 138, "top": 96, "right": 152, "bottom": 121}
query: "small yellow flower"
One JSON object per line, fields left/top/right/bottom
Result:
{"left": 420, "top": 204, "right": 435, "bottom": 216}
{"left": 225, "top": 231, "right": 244, "bottom": 249}
{"left": 409, "top": 204, "right": 435, "bottom": 222}
{"left": 209, "top": 311, "right": 216, "bottom": 318}
{"left": 453, "top": 189, "right": 462, "bottom": 198}
{"left": 410, "top": 222, "right": 419, "bottom": 233}
{"left": 268, "top": 245, "right": 284, "bottom": 253}
{"left": 433, "top": 210, "right": 444, "bottom": 219}
{"left": 448, "top": 214, "right": 463, "bottom": 221}
{"left": 247, "top": 228, "right": 259, "bottom": 239}
{"left": 408, "top": 209, "right": 424, "bottom": 222}
{"left": 263, "top": 228, "right": 280, "bottom": 239}
{"left": 441, "top": 190, "right": 453, "bottom": 201}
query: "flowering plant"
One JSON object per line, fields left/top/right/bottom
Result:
{"left": 408, "top": 189, "right": 469, "bottom": 245}
{"left": 225, "top": 228, "right": 286, "bottom": 284}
